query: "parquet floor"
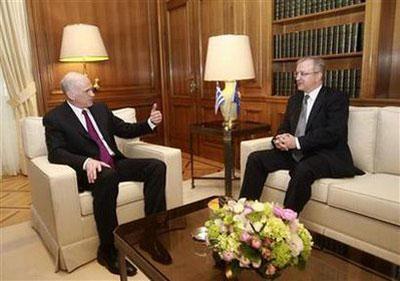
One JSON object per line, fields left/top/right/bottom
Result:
{"left": 0, "top": 152, "right": 223, "bottom": 228}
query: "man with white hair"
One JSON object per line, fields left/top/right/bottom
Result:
{"left": 43, "top": 72, "right": 171, "bottom": 276}
{"left": 239, "top": 57, "right": 363, "bottom": 214}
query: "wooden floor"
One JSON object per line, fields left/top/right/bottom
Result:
{"left": 0, "top": 153, "right": 222, "bottom": 228}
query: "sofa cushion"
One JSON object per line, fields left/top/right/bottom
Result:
{"left": 327, "top": 173, "right": 400, "bottom": 226}
{"left": 375, "top": 107, "right": 400, "bottom": 175}
{"left": 348, "top": 107, "right": 379, "bottom": 173}
{"left": 21, "top": 117, "right": 47, "bottom": 159}
{"left": 80, "top": 181, "right": 144, "bottom": 216}
{"left": 112, "top": 107, "right": 140, "bottom": 152}
{"left": 112, "top": 107, "right": 137, "bottom": 123}
{"left": 265, "top": 170, "right": 339, "bottom": 203}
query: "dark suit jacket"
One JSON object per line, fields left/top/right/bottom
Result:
{"left": 43, "top": 102, "right": 153, "bottom": 175}
{"left": 276, "top": 86, "right": 363, "bottom": 177}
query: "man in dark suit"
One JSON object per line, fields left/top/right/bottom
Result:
{"left": 240, "top": 57, "right": 363, "bottom": 213}
{"left": 43, "top": 72, "right": 171, "bottom": 276}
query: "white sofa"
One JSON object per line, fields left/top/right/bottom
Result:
{"left": 21, "top": 108, "right": 183, "bottom": 272}
{"left": 240, "top": 106, "right": 400, "bottom": 265}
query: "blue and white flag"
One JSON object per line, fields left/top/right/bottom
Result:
{"left": 233, "top": 84, "right": 240, "bottom": 114}
{"left": 215, "top": 82, "right": 225, "bottom": 114}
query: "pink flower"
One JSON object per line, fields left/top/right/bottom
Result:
{"left": 243, "top": 206, "right": 253, "bottom": 215}
{"left": 266, "top": 264, "right": 276, "bottom": 275}
{"left": 240, "top": 231, "right": 251, "bottom": 243}
{"left": 273, "top": 206, "right": 297, "bottom": 221}
{"left": 262, "top": 237, "right": 272, "bottom": 246}
{"left": 261, "top": 247, "right": 271, "bottom": 259}
{"left": 222, "top": 251, "right": 234, "bottom": 262}
{"left": 251, "top": 237, "right": 262, "bottom": 249}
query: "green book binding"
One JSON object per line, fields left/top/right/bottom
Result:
{"left": 345, "top": 23, "right": 351, "bottom": 53}
{"left": 299, "top": 30, "right": 304, "bottom": 57}
{"left": 327, "top": 26, "right": 334, "bottom": 54}
{"left": 351, "top": 22, "right": 359, "bottom": 52}
{"left": 344, "top": 69, "right": 351, "bottom": 97}
{"left": 340, "top": 24, "right": 346, "bottom": 54}
{"left": 318, "top": 28, "right": 324, "bottom": 56}
{"left": 304, "top": 30, "right": 310, "bottom": 56}
{"left": 350, "top": 68, "right": 357, "bottom": 98}
{"left": 334, "top": 25, "right": 340, "bottom": 54}
{"left": 355, "top": 68, "right": 361, "bottom": 98}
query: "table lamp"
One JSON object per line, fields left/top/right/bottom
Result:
{"left": 204, "top": 34, "right": 255, "bottom": 128}
{"left": 59, "top": 23, "right": 108, "bottom": 90}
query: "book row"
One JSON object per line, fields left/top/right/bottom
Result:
{"left": 274, "top": 0, "right": 365, "bottom": 20}
{"left": 273, "top": 22, "right": 363, "bottom": 59}
{"left": 273, "top": 68, "right": 361, "bottom": 98}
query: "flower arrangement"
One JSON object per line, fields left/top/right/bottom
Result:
{"left": 205, "top": 198, "right": 313, "bottom": 279}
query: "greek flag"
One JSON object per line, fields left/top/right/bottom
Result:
{"left": 215, "top": 83, "right": 225, "bottom": 114}
{"left": 233, "top": 84, "right": 240, "bottom": 114}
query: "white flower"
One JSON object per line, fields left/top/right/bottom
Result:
{"left": 289, "top": 233, "right": 304, "bottom": 256}
{"left": 239, "top": 256, "right": 251, "bottom": 268}
{"left": 214, "top": 218, "right": 223, "bottom": 226}
{"left": 245, "top": 222, "right": 254, "bottom": 234}
{"left": 233, "top": 203, "right": 244, "bottom": 214}
{"left": 251, "top": 201, "right": 265, "bottom": 212}
{"left": 252, "top": 258, "right": 262, "bottom": 268}
{"left": 289, "top": 219, "right": 300, "bottom": 233}
{"left": 252, "top": 221, "right": 263, "bottom": 232}
{"left": 233, "top": 214, "right": 246, "bottom": 227}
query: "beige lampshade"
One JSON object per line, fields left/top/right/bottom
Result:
{"left": 204, "top": 34, "right": 255, "bottom": 81}
{"left": 59, "top": 24, "right": 108, "bottom": 62}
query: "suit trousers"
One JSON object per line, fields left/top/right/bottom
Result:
{"left": 239, "top": 149, "right": 333, "bottom": 213}
{"left": 79, "top": 158, "right": 167, "bottom": 251}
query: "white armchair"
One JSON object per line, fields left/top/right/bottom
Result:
{"left": 21, "top": 108, "right": 183, "bottom": 272}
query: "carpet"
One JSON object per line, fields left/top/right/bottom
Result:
{"left": 0, "top": 172, "right": 238, "bottom": 281}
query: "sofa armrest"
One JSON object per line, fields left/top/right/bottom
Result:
{"left": 27, "top": 157, "right": 83, "bottom": 246}
{"left": 123, "top": 141, "right": 183, "bottom": 209}
{"left": 240, "top": 137, "right": 273, "bottom": 185}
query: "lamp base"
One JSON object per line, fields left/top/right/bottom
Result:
{"left": 222, "top": 119, "right": 238, "bottom": 130}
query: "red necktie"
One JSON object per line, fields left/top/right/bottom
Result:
{"left": 82, "top": 110, "right": 114, "bottom": 167}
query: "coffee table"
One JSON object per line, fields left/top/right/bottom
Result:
{"left": 114, "top": 197, "right": 386, "bottom": 281}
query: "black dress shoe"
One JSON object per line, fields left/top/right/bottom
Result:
{"left": 97, "top": 249, "right": 137, "bottom": 276}
{"left": 140, "top": 239, "right": 172, "bottom": 265}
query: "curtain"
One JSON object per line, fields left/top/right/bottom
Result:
{"left": 1, "top": 68, "right": 20, "bottom": 176}
{"left": 0, "top": 0, "right": 38, "bottom": 175}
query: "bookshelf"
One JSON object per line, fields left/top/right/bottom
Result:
{"left": 271, "top": 0, "right": 366, "bottom": 98}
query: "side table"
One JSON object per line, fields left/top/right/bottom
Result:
{"left": 189, "top": 121, "right": 270, "bottom": 197}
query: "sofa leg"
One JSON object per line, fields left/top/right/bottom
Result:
{"left": 310, "top": 231, "right": 326, "bottom": 250}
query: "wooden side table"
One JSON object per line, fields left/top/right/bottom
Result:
{"left": 189, "top": 121, "right": 270, "bottom": 197}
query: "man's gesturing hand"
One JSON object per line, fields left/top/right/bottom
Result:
{"left": 86, "top": 158, "right": 111, "bottom": 184}
{"left": 149, "top": 103, "right": 162, "bottom": 125}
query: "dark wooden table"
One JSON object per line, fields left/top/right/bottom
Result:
{"left": 189, "top": 121, "right": 270, "bottom": 196}
{"left": 114, "top": 197, "right": 382, "bottom": 281}
{"left": 114, "top": 196, "right": 272, "bottom": 281}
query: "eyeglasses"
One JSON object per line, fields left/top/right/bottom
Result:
{"left": 293, "top": 71, "right": 320, "bottom": 78}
